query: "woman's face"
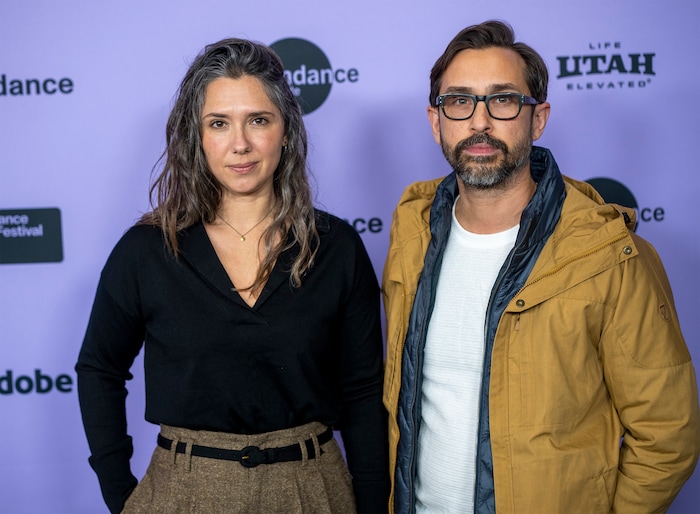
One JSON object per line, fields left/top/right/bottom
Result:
{"left": 200, "top": 75, "right": 286, "bottom": 202}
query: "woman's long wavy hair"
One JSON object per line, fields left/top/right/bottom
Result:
{"left": 140, "top": 38, "right": 318, "bottom": 293}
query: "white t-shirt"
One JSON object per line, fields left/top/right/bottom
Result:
{"left": 415, "top": 202, "right": 518, "bottom": 513}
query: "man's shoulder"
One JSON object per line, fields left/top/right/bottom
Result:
{"left": 397, "top": 176, "right": 446, "bottom": 207}
{"left": 560, "top": 175, "right": 638, "bottom": 233}
{"left": 393, "top": 175, "right": 454, "bottom": 231}
{"left": 387, "top": 176, "right": 451, "bottom": 249}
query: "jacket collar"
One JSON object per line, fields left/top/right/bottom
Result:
{"left": 517, "top": 146, "right": 567, "bottom": 248}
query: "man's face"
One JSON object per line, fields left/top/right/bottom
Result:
{"left": 427, "top": 47, "right": 550, "bottom": 189}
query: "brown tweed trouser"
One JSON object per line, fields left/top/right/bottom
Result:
{"left": 122, "top": 421, "right": 356, "bottom": 513}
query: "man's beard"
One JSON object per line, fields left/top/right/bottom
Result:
{"left": 442, "top": 132, "right": 532, "bottom": 189}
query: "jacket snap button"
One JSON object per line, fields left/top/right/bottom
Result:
{"left": 516, "top": 299, "right": 525, "bottom": 307}
{"left": 623, "top": 246, "right": 632, "bottom": 255}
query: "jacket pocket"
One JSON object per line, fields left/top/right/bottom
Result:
{"left": 509, "top": 298, "right": 607, "bottom": 426}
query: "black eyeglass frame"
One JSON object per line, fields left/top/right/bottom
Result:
{"left": 435, "top": 92, "right": 540, "bottom": 121}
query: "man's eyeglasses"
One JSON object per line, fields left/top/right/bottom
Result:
{"left": 435, "top": 92, "right": 539, "bottom": 121}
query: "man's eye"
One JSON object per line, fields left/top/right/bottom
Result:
{"left": 493, "top": 95, "right": 513, "bottom": 104}
{"left": 451, "top": 96, "right": 472, "bottom": 106}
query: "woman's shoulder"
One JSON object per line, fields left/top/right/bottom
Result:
{"left": 312, "top": 209, "right": 378, "bottom": 286}
{"left": 103, "top": 222, "right": 167, "bottom": 269}
{"left": 314, "top": 209, "right": 359, "bottom": 243}
{"left": 113, "top": 222, "right": 165, "bottom": 250}
{"left": 313, "top": 209, "right": 374, "bottom": 269}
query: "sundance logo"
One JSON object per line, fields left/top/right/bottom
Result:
{"left": 556, "top": 41, "right": 655, "bottom": 91}
{"left": 343, "top": 216, "right": 383, "bottom": 234}
{"left": 586, "top": 177, "right": 666, "bottom": 231}
{"left": 0, "top": 369, "right": 73, "bottom": 395}
{"left": 0, "top": 74, "right": 74, "bottom": 96}
{"left": 0, "top": 208, "right": 63, "bottom": 264}
{"left": 270, "top": 37, "right": 359, "bottom": 114}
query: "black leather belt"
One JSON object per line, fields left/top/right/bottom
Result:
{"left": 157, "top": 427, "right": 333, "bottom": 468}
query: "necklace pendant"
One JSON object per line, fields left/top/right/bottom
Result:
{"left": 217, "top": 207, "right": 274, "bottom": 244}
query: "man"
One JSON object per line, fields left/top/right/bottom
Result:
{"left": 382, "top": 20, "right": 700, "bottom": 513}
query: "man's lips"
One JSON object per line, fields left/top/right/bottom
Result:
{"left": 463, "top": 143, "right": 499, "bottom": 155}
{"left": 455, "top": 134, "right": 507, "bottom": 160}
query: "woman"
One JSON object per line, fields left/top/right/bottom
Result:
{"left": 76, "top": 38, "right": 388, "bottom": 514}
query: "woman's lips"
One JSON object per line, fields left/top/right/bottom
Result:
{"left": 228, "top": 162, "right": 257, "bottom": 173}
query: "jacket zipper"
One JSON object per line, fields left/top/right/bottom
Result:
{"left": 512, "top": 231, "right": 629, "bottom": 298}
{"left": 472, "top": 228, "right": 628, "bottom": 508}
{"left": 472, "top": 219, "right": 530, "bottom": 509}
{"left": 406, "top": 260, "right": 442, "bottom": 513}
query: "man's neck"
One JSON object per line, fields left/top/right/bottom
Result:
{"left": 454, "top": 167, "right": 537, "bottom": 234}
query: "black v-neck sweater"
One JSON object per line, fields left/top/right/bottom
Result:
{"left": 76, "top": 211, "right": 388, "bottom": 513}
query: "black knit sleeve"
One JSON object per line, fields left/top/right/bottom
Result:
{"left": 75, "top": 227, "right": 148, "bottom": 513}
{"left": 330, "top": 220, "right": 390, "bottom": 513}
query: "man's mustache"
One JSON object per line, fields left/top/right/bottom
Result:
{"left": 455, "top": 133, "right": 508, "bottom": 154}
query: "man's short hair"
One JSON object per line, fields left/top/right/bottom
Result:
{"left": 429, "top": 20, "right": 549, "bottom": 106}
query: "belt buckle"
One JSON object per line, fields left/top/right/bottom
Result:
{"left": 240, "top": 445, "right": 270, "bottom": 468}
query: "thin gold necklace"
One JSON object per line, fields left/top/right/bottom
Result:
{"left": 217, "top": 207, "right": 274, "bottom": 242}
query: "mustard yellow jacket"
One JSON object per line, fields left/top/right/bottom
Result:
{"left": 383, "top": 151, "right": 699, "bottom": 513}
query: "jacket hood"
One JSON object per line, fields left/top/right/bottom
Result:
{"left": 562, "top": 174, "right": 638, "bottom": 232}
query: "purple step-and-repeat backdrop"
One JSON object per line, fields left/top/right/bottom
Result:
{"left": 1, "top": 1, "right": 699, "bottom": 512}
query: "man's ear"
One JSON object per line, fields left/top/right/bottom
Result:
{"left": 427, "top": 105, "right": 441, "bottom": 144}
{"left": 531, "top": 102, "right": 550, "bottom": 141}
